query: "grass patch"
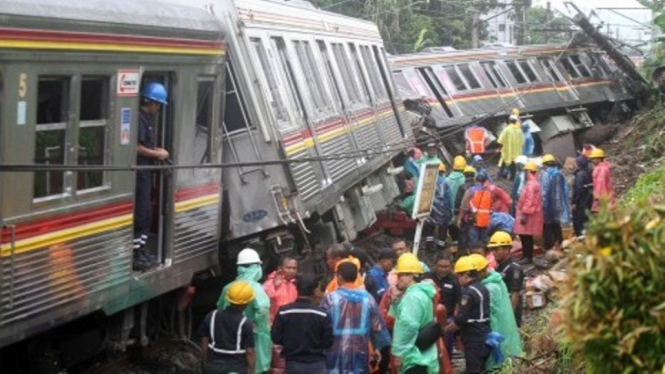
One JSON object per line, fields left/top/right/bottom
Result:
{"left": 621, "top": 161, "right": 665, "bottom": 206}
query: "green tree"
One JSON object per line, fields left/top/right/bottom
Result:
{"left": 524, "top": 5, "right": 572, "bottom": 45}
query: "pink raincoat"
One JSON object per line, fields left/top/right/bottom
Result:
{"left": 591, "top": 161, "right": 615, "bottom": 212}
{"left": 488, "top": 183, "right": 512, "bottom": 213}
{"left": 263, "top": 271, "right": 298, "bottom": 324}
{"left": 514, "top": 173, "right": 544, "bottom": 236}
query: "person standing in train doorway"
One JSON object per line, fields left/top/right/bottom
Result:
{"left": 134, "top": 82, "right": 170, "bottom": 271}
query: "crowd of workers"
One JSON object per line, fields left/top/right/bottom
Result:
{"left": 196, "top": 109, "right": 617, "bottom": 374}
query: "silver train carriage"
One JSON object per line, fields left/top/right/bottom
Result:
{"left": 0, "top": 0, "right": 226, "bottom": 369}
{"left": 165, "top": 0, "right": 414, "bottom": 266}
{"left": 390, "top": 44, "right": 637, "bottom": 159}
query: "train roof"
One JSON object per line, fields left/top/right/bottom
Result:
{"left": 390, "top": 43, "right": 598, "bottom": 68}
{"left": 0, "top": 0, "right": 224, "bottom": 40}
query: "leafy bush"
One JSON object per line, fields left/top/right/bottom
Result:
{"left": 560, "top": 203, "right": 665, "bottom": 373}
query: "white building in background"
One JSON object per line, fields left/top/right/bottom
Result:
{"left": 482, "top": 3, "right": 516, "bottom": 45}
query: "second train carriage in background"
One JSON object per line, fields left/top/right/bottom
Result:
{"left": 167, "top": 0, "right": 414, "bottom": 269}
{"left": 391, "top": 44, "right": 637, "bottom": 159}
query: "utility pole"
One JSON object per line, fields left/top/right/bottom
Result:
{"left": 545, "top": 1, "right": 551, "bottom": 44}
{"left": 472, "top": 0, "right": 482, "bottom": 48}
{"left": 514, "top": 0, "right": 525, "bottom": 45}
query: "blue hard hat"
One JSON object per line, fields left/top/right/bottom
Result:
{"left": 141, "top": 82, "right": 168, "bottom": 105}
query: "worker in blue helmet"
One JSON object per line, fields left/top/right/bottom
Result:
{"left": 133, "top": 82, "right": 170, "bottom": 271}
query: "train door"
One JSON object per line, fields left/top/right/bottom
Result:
{"left": 135, "top": 73, "right": 175, "bottom": 271}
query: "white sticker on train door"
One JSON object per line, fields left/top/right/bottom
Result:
{"left": 120, "top": 108, "right": 131, "bottom": 145}
{"left": 17, "top": 101, "right": 27, "bottom": 125}
{"left": 117, "top": 69, "right": 140, "bottom": 97}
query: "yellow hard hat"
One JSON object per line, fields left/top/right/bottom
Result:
{"left": 468, "top": 254, "right": 489, "bottom": 271}
{"left": 454, "top": 256, "right": 476, "bottom": 274}
{"left": 438, "top": 163, "right": 446, "bottom": 173}
{"left": 589, "top": 148, "right": 605, "bottom": 159}
{"left": 453, "top": 156, "right": 467, "bottom": 171}
{"left": 225, "top": 281, "right": 255, "bottom": 305}
{"left": 542, "top": 154, "right": 556, "bottom": 164}
{"left": 487, "top": 231, "right": 513, "bottom": 248}
{"left": 463, "top": 166, "right": 477, "bottom": 175}
{"left": 512, "top": 108, "right": 520, "bottom": 117}
{"left": 523, "top": 162, "right": 538, "bottom": 172}
{"left": 395, "top": 253, "right": 423, "bottom": 274}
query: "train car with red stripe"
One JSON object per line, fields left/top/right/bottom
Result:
{"left": 164, "top": 0, "right": 415, "bottom": 272}
{"left": 0, "top": 0, "right": 227, "bottom": 370}
{"left": 391, "top": 44, "right": 638, "bottom": 160}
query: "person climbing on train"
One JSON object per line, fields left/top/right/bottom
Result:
{"left": 455, "top": 166, "right": 477, "bottom": 253}
{"left": 539, "top": 154, "right": 571, "bottom": 251}
{"left": 444, "top": 256, "right": 491, "bottom": 374}
{"left": 510, "top": 155, "right": 528, "bottom": 216}
{"left": 423, "top": 163, "right": 453, "bottom": 252}
{"left": 199, "top": 281, "right": 256, "bottom": 374}
{"left": 459, "top": 174, "right": 493, "bottom": 249}
{"left": 571, "top": 155, "right": 593, "bottom": 237}
{"left": 497, "top": 115, "right": 524, "bottom": 181}
{"left": 447, "top": 156, "right": 467, "bottom": 243}
{"left": 391, "top": 253, "right": 440, "bottom": 373}
{"left": 321, "top": 262, "right": 390, "bottom": 373}
{"left": 520, "top": 118, "right": 535, "bottom": 157}
{"left": 589, "top": 148, "right": 615, "bottom": 212}
{"left": 217, "top": 248, "right": 272, "bottom": 373}
{"left": 513, "top": 162, "right": 543, "bottom": 265}
{"left": 133, "top": 82, "right": 170, "bottom": 271}
{"left": 465, "top": 123, "right": 490, "bottom": 157}
{"left": 469, "top": 252, "right": 523, "bottom": 370}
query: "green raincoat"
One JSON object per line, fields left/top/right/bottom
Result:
{"left": 217, "top": 264, "right": 272, "bottom": 373}
{"left": 447, "top": 171, "right": 466, "bottom": 215}
{"left": 481, "top": 270, "right": 523, "bottom": 370}
{"left": 391, "top": 282, "right": 439, "bottom": 374}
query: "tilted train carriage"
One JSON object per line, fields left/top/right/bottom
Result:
{"left": 390, "top": 44, "right": 638, "bottom": 159}
{"left": 0, "top": 0, "right": 227, "bottom": 369}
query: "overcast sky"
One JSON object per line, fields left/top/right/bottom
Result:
{"left": 533, "top": 0, "right": 654, "bottom": 47}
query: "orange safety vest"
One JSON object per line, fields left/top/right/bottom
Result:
{"left": 469, "top": 188, "right": 492, "bottom": 228}
{"left": 467, "top": 127, "right": 487, "bottom": 155}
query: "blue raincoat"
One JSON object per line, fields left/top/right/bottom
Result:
{"left": 472, "top": 156, "right": 492, "bottom": 182}
{"left": 321, "top": 287, "right": 391, "bottom": 373}
{"left": 540, "top": 166, "right": 571, "bottom": 224}
{"left": 428, "top": 175, "right": 452, "bottom": 226}
{"left": 405, "top": 157, "right": 421, "bottom": 180}
{"left": 489, "top": 212, "right": 515, "bottom": 235}
{"left": 217, "top": 264, "right": 272, "bottom": 373}
{"left": 511, "top": 164, "right": 526, "bottom": 215}
{"left": 521, "top": 121, "right": 535, "bottom": 157}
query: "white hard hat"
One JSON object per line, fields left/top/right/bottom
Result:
{"left": 237, "top": 248, "right": 262, "bottom": 265}
{"left": 515, "top": 155, "right": 528, "bottom": 165}
{"left": 509, "top": 114, "right": 518, "bottom": 121}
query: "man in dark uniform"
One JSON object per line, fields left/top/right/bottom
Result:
{"left": 134, "top": 82, "right": 169, "bottom": 271}
{"left": 423, "top": 252, "right": 460, "bottom": 360}
{"left": 489, "top": 232, "right": 524, "bottom": 327}
{"left": 444, "top": 256, "right": 491, "bottom": 374}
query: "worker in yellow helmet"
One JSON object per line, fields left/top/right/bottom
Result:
{"left": 487, "top": 231, "right": 525, "bottom": 326}
{"left": 201, "top": 281, "right": 256, "bottom": 373}
{"left": 540, "top": 154, "right": 571, "bottom": 252}
{"left": 589, "top": 148, "right": 615, "bottom": 212}
{"left": 444, "top": 256, "right": 491, "bottom": 373}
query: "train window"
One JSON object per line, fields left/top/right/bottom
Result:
{"left": 588, "top": 54, "right": 609, "bottom": 77}
{"left": 506, "top": 61, "right": 527, "bottom": 84}
{"left": 393, "top": 71, "right": 416, "bottom": 98}
{"left": 223, "top": 63, "right": 254, "bottom": 134}
{"left": 316, "top": 40, "right": 344, "bottom": 109}
{"left": 481, "top": 62, "right": 506, "bottom": 88}
{"left": 458, "top": 64, "right": 481, "bottom": 89}
{"left": 444, "top": 66, "right": 467, "bottom": 91}
{"left": 570, "top": 55, "right": 591, "bottom": 77}
{"left": 559, "top": 57, "right": 580, "bottom": 79}
{"left": 331, "top": 43, "right": 361, "bottom": 105}
{"left": 360, "top": 45, "right": 387, "bottom": 100}
{"left": 34, "top": 77, "right": 69, "bottom": 199}
{"left": 347, "top": 43, "right": 373, "bottom": 101}
{"left": 403, "top": 69, "right": 432, "bottom": 97}
{"left": 292, "top": 40, "right": 332, "bottom": 115}
{"left": 250, "top": 38, "right": 290, "bottom": 126}
{"left": 272, "top": 37, "right": 307, "bottom": 123}
{"left": 518, "top": 60, "right": 538, "bottom": 82}
{"left": 77, "top": 76, "right": 108, "bottom": 191}
{"left": 196, "top": 78, "right": 214, "bottom": 164}
{"left": 537, "top": 58, "right": 560, "bottom": 82}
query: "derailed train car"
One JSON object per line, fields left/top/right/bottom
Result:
{"left": 391, "top": 44, "right": 638, "bottom": 160}
{"left": 0, "top": 0, "right": 227, "bottom": 370}
{"left": 166, "top": 0, "right": 413, "bottom": 270}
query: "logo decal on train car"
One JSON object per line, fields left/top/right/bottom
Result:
{"left": 243, "top": 210, "right": 268, "bottom": 223}
{"left": 117, "top": 69, "right": 140, "bottom": 97}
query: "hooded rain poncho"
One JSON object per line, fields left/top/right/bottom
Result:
{"left": 391, "top": 282, "right": 439, "bottom": 374}
{"left": 321, "top": 287, "right": 391, "bottom": 373}
{"left": 591, "top": 161, "right": 615, "bottom": 212}
{"left": 428, "top": 175, "right": 453, "bottom": 226}
{"left": 447, "top": 171, "right": 466, "bottom": 215}
{"left": 540, "top": 167, "right": 571, "bottom": 225}
{"left": 521, "top": 121, "right": 535, "bottom": 157}
{"left": 481, "top": 271, "right": 523, "bottom": 370}
{"left": 217, "top": 264, "right": 272, "bottom": 373}
{"left": 497, "top": 124, "right": 524, "bottom": 166}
